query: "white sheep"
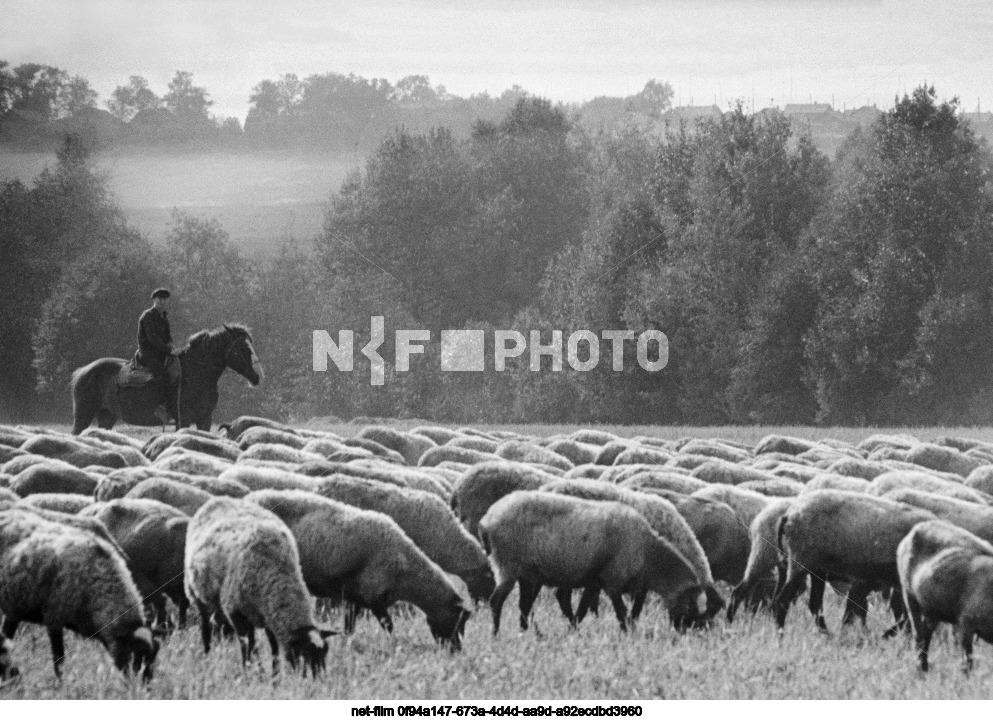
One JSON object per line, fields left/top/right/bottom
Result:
{"left": 184, "top": 496, "right": 333, "bottom": 675}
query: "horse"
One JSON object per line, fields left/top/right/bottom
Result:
{"left": 70, "top": 324, "right": 263, "bottom": 433}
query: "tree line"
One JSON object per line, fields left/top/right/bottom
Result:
{"left": 0, "top": 61, "right": 673, "bottom": 153}
{"left": 3, "top": 85, "right": 992, "bottom": 427}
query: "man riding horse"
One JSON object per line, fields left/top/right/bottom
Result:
{"left": 136, "top": 288, "right": 180, "bottom": 422}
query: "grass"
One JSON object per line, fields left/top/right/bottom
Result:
{"left": 6, "top": 421, "right": 993, "bottom": 699}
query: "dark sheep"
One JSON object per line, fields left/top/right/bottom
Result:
{"left": 10, "top": 460, "right": 99, "bottom": 496}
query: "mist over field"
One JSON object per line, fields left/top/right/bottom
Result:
{"left": 0, "top": 149, "right": 357, "bottom": 251}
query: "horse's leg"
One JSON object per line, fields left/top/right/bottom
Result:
{"left": 96, "top": 408, "right": 116, "bottom": 430}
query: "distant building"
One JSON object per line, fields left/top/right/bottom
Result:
{"left": 783, "top": 103, "right": 834, "bottom": 119}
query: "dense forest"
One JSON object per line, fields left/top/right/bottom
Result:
{"left": 3, "top": 81, "right": 992, "bottom": 427}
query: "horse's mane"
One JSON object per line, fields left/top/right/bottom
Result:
{"left": 178, "top": 323, "right": 253, "bottom": 355}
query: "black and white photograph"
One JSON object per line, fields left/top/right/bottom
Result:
{"left": 2, "top": 0, "right": 993, "bottom": 704}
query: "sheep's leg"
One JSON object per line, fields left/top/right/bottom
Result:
{"left": 177, "top": 597, "right": 190, "bottom": 628}
{"left": 904, "top": 594, "right": 932, "bottom": 672}
{"left": 607, "top": 592, "right": 629, "bottom": 632}
{"left": 727, "top": 580, "right": 750, "bottom": 623}
{"left": 773, "top": 565, "right": 808, "bottom": 629}
{"left": 195, "top": 601, "right": 212, "bottom": 653}
{"left": 343, "top": 603, "right": 359, "bottom": 634}
{"left": 371, "top": 606, "right": 394, "bottom": 634}
{"left": 882, "top": 586, "right": 909, "bottom": 639}
{"left": 841, "top": 580, "right": 870, "bottom": 627}
{"left": 264, "top": 628, "right": 280, "bottom": 677}
{"left": 808, "top": 575, "right": 828, "bottom": 632}
{"left": 960, "top": 622, "right": 976, "bottom": 674}
{"left": 630, "top": 589, "right": 648, "bottom": 622}
{"left": 489, "top": 579, "right": 517, "bottom": 636}
{"left": 518, "top": 581, "right": 542, "bottom": 631}
{"left": 229, "top": 614, "right": 256, "bottom": 666}
{"left": 47, "top": 627, "right": 65, "bottom": 679}
{"left": 555, "top": 587, "right": 577, "bottom": 628}
{"left": 575, "top": 587, "right": 600, "bottom": 624}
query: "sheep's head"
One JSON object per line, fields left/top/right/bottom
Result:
{"left": 286, "top": 626, "right": 336, "bottom": 677}
{"left": 428, "top": 596, "right": 472, "bottom": 652}
{"left": 668, "top": 584, "right": 724, "bottom": 631}
{"left": 110, "top": 626, "right": 159, "bottom": 682}
{"left": 465, "top": 563, "right": 496, "bottom": 604}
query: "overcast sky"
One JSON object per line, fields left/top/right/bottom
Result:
{"left": 4, "top": 0, "right": 991, "bottom": 121}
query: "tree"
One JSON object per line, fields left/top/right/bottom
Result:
{"left": 628, "top": 79, "right": 674, "bottom": 117}
{"left": 393, "top": 75, "right": 437, "bottom": 103}
{"left": 107, "top": 75, "right": 161, "bottom": 122}
{"left": 805, "top": 86, "right": 993, "bottom": 424}
{"left": 163, "top": 70, "right": 213, "bottom": 123}
{"left": 8, "top": 63, "right": 68, "bottom": 119}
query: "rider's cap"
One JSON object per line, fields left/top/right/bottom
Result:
{"left": 151, "top": 288, "right": 171, "bottom": 299}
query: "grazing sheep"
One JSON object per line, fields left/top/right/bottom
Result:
{"left": 220, "top": 415, "right": 295, "bottom": 441}
{"left": 868, "top": 471, "right": 988, "bottom": 505}
{"left": 419, "top": 445, "right": 501, "bottom": 468}
{"left": 567, "top": 429, "right": 622, "bottom": 446}
{"left": 769, "top": 463, "right": 821, "bottom": 483}
{"left": 691, "top": 484, "right": 772, "bottom": 527}
{"left": 342, "top": 437, "right": 406, "bottom": 464}
{"left": 597, "top": 464, "right": 668, "bottom": 485}
{"left": 2, "top": 453, "right": 51, "bottom": 476}
{"left": 773, "top": 490, "right": 936, "bottom": 632}
{"left": 675, "top": 497, "right": 751, "bottom": 585}
{"left": 613, "top": 447, "right": 673, "bottom": 466}
{"left": 0, "top": 507, "right": 159, "bottom": 679}
{"left": 563, "top": 464, "right": 608, "bottom": 480}
{"left": 966, "top": 466, "right": 993, "bottom": 497}
{"left": 857, "top": 433, "right": 921, "bottom": 454}
{"left": 237, "top": 443, "right": 325, "bottom": 466}
{"left": 126, "top": 478, "right": 214, "bottom": 516}
{"left": 0, "top": 488, "right": 18, "bottom": 506}
{"left": 480, "top": 491, "right": 710, "bottom": 633}
{"left": 753, "top": 435, "right": 822, "bottom": 456}
{"left": 314, "top": 475, "right": 495, "bottom": 602}
{"left": 545, "top": 439, "right": 599, "bottom": 466}
{"left": 0, "top": 446, "right": 26, "bottom": 467}
{"left": 495, "top": 440, "right": 574, "bottom": 471}
{"left": 450, "top": 461, "right": 558, "bottom": 538}
{"left": 161, "top": 434, "right": 241, "bottom": 462}
{"left": 692, "top": 460, "right": 779, "bottom": 487}
{"left": 801, "top": 474, "right": 871, "bottom": 495}
{"left": 301, "top": 437, "right": 349, "bottom": 459}
{"left": 246, "top": 490, "right": 470, "bottom": 650}
{"left": 153, "top": 448, "right": 234, "bottom": 477}
{"left": 727, "top": 499, "right": 793, "bottom": 622}
{"left": 80, "top": 427, "right": 144, "bottom": 450}
{"left": 20, "top": 435, "right": 128, "bottom": 469}
{"left": 17, "top": 493, "right": 93, "bottom": 514}
{"left": 82, "top": 498, "right": 190, "bottom": 628}
{"left": 326, "top": 448, "right": 379, "bottom": 464}
{"left": 593, "top": 441, "right": 633, "bottom": 466}
{"left": 678, "top": 440, "right": 751, "bottom": 464}
{"left": 897, "top": 520, "right": 993, "bottom": 672}
{"left": 218, "top": 465, "right": 319, "bottom": 492}
{"left": 357, "top": 426, "right": 436, "bottom": 465}
{"left": 620, "top": 471, "right": 708, "bottom": 496}
{"left": 411, "top": 426, "right": 465, "bottom": 445}
{"left": 448, "top": 435, "right": 501, "bottom": 453}
{"left": 906, "top": 443, "right": 984, "bottom": 478}
{"left": 867, "top": 447, "right": 911, "bottom": 463}
{"left": 881, "top": 489, "right": 993, "bottom": 545}
{"left": 237, "top": 425, "right": 307, "bottom": 450}
{"left": 10, "top": 460, "right": 99, "bottom": 496}
{"left": 341, "top": 460, "right": 450, "bottom": 499}
{"left": 738, "top": 479, "right": 804, "bottom": 497}
{"left": 184, "top": 497, "right": 333, "bottom": 675}
{"left": 667, "top": 454, "right": 719, "bottom": 471}
{"left": 825, "top": 457, "right": 891, "bottom": 481}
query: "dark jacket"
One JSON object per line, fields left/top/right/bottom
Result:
{"left": 136, "top": 306, "right": 172, "bottom": 371}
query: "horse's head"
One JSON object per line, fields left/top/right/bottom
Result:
{"left": 221, "top": 324, "right": 264, "bottom": 386}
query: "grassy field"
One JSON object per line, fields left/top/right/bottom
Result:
{"left": 0, "top": 149, "right": 361, "bottom": 253}
{"left": 4, "top": 421, "right": 993, "bottom": 699}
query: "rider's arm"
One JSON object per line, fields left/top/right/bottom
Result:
{"left": 140, "top": 313, "right": 173, "bottom": 354}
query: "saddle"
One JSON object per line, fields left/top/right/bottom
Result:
{"left": 118, "top": 360, "right": 158, "bottom": 389}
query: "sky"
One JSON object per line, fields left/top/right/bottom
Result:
{"left": 3, "top": 0, "right": 992, "bottom": 122}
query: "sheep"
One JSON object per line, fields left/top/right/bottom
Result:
{"left": 0, "top": 446, "right": 26, "bottom": 467}
{"left": 0, "top": 507, "right": 159, "bottom": 679}
{"left": 738, "top": 479, "right": 804, "bottom": 497}
{"left": 678, "top": 440, "right": 751, "bottom": 464}
{"left": 301, "top": 437, "right": 349, "bottom": 459}
{"left": 20, "top": 435, "right": 129, "bottom": 469}
{"left": 897, "top": 520, "right": 993, "bottom": 672}
{"left": 801, "top": 474, "right": 871, "bottom": 495}
{"left": 1, "top": 453, "right": 50, "bottom": 476}
{"left": 479, "top": 491, "right": 710, "bottom": 634}
{"left": 0, "top": 426, "right": 32, "bottom": 447}
{"left": 246, "top": 490, "right": 470, "bottom": 650}
{"left": 126, "top": 478, "right": 214, "bottom": 516}
{"left": 769, "top": 462, "right": 821, "bottom": 483}
{"left": 690, "top": 484, "right": 772, "bottom": 527}
{"left": 563, "top": 464, "right": 608, "bottom": 480}
{"left": 857, "top": 433, "right": 921, "bottom": 454}
{"left": 868, "top": 471, "right": 988, "bottom": 505}
{"left": 905, "top": 443, "right": 984, "bottom": 478}
{"left": 152, "top": 433, "right": 241, "bottom": 462}
{"left": 219, "top": 415, "right": 295, "bottom": 441}
{"left": 96, "top": 467, "right": 249, "bottom": 501}
{"left": 867, "top": 447, "right": 911, "bottom": 463}
{"left": 326, "top": 448, "right": 380, "bottom": 464}
{"left": 356, "top": 425, "right": 436, "bottom": 465}
{"left": 410, "top": 426, "right": 465, "bottom": 445}
{"left": 313, "top": 475, "right": 495, "bottom": 602}
{"left": 773, "top": 490, "right": 936, "bottom": 632}
{"left": 691, "top": 460, "right": 779, "bottom": 487}
{"left": 17, "top": 492, "right": 93, "bottom": 514}
{"left": 753, "top": 435, "right": 823, "bottom": 456}
{"left": 825, "top": 457, "right": 891, "bottom": 481}
{"left": 881, "top": 488, "right": 993, "bottom": 545}
{"left": 495, "top": 440, "right": 574, "bottom": 471}
{"left": 541, "top": 480, "right": 723, "bottom": 628}
{"left": 726, "top": 499, "right": 793, "bottom": 622}
{"left": 620, "top": 470, "right": 708, "bottom": 496}
{"left": 342, "top": 437, "right": 406, "bottom": 464}
{"left": 153, "top": 448, "right": 234, "bottom": 477}
{"left": 966, "top": 466, "right": 993, "bottom": 497}
{"left": 10, "top": 459, "right": 99, "bottom": 496}
{"left": 81, "top": 498, "right": 191, "bottom": 628}
{"left": 591, "top": 441, "right": 632, "bottom": 466}
{"left": 80, "top": 427, "right": 144, "bottom": 450}
{"left": 237, "top": 425, "right": 307, "bottom": 450}
{"left": 544, "top": 439, "right": 599, "bottom": 466}
{"left": 450, "top": 461, "right": 558, "bottom": 538}
{"left": 675, "top": 497, "right": 751, "bottom": 585}
{"left": 612, "top": 447, "right": 674, "bottom": 466}
{"left": 218, "top": 465, "right": 320, "bottom": 492}
{"left": 237, "top": 443, "right": 325, "bottom": 466}
{"left": 0, "top": 488, "right": 18, "bottom": 507}
{"left": 667, "top": 453, "right": 719, "bottom": 471}
{"left": 184, "top": 497, "right": 333, "bottom": 675}
{"left": 341, "top": 460, "right": 450, "bottom": 499}
{"left": 419, "top": 445, "right": 501, "bottom": 468}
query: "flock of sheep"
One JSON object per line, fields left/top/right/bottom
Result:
{"left": 2, "top": 417, "right": 993, "bottom": 688}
